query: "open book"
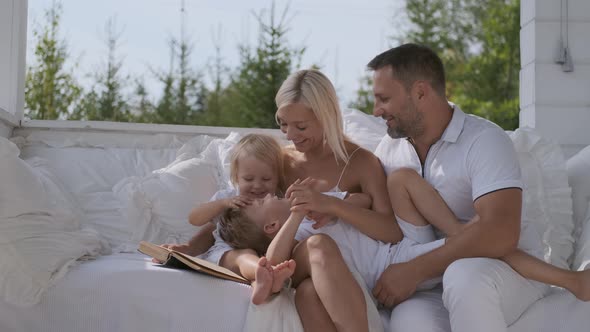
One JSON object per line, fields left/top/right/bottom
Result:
{"left": 138, "top": 241, "right": 250, "bottom": 285}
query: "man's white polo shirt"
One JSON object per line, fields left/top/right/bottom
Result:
{"left": 374, "top": 103, "right": 543, "bottom": 258}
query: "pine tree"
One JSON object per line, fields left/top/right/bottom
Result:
{"left": 197, "top": 26, "right": 230, "bottom": 126}
{"left": 25, "top": 1, "right": 81, "bottom": 120}
{"left": 348, "top": 74, "right": 374, "bottom": 115}
{"left": 129, "top": 78, "right": 154, "bottom": 122}
{"left": 75, "top": 17, "right": 131, "bottom": 121}
{"left": 150, "top": 3, "right": 206, "bottom": 125}
{"left": 222, "top": 2, "right": 304, "bottom": 128}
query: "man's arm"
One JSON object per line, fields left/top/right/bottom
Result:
{"left": 373, "top": 188, "right": 522, "bottom": 307}
{"left": 414, "top": 188, "right": 521, "bottom": 278}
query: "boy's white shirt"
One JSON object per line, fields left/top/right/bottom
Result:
{"left": 293, "top": 191, "right": 393, "bottom": 291}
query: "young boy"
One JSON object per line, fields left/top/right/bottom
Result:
{"left": 219, "top": 180, "right": 445, "bottom": 304}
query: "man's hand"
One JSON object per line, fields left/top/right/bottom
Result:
{"left": 372, "top": 262, "right": 421, "bottom": 308}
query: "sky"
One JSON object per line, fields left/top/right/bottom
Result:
{"left": 27, "top": 0, "right": 403, "bottom": 105}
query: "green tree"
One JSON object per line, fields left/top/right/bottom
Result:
{"left": 25, "top": 1, "right": 81, "bottom": 120}
{"left": 72, "top": 17, "right": 131, "bottom": 121}
{"left": 148, "top": 8, "right": 206, "bottom": 125}
{"left": 197, "top": 27, "right": 231, "bottom": 126}
{"left": 129, "top": 78, "right": 154, "bottom": 122}
{"left": 453, "top": 0, "right": 521, "bottom": 130}
{"left": 356, "top": 0, "right": 520, "bottom": 129}
{"left": 348, "top": 74, "right": 374, "bottom": 115}
{"left": 218, "top": 2, "right": 305, "bottom": 128}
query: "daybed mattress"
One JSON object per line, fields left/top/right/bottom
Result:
{"left": 2, "top": 253, "right": 588, "bottom": 332}
{"left": 0, "top": 253, "right": 252, "bottom": 332}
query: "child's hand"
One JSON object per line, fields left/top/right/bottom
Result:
{"left": 224, "top": 195, "right": 253, "bottom": 209}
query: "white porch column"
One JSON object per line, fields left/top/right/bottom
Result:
{"left": 0, "top": 0, "right": 28, "bottom": 136}
{"left": 520, "top": 0, "right": 590, "bottom": 157}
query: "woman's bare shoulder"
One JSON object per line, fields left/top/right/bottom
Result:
{"left": 345, "top": 143, "right": 380, "bottom": 169}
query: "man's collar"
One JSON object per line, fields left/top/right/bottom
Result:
{"left": 440, "top": 102, "right": 465, "bottom": 143}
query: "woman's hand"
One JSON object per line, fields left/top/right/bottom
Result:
{"left": 285, "top": 177, "right": 328, "bottom": 198}
{"left": 288, "top": 178, "right": 337, "bottom": 215}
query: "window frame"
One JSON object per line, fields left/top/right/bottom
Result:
{"left": 0, "top": 0, "right": 27, "bottom": 127}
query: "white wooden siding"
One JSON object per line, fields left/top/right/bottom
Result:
{"left": 0, "top": 0, "right": 14, "bottom": 116}
{"left": 0, "top": 0, "right": 26, "bottom": 125}
{"left": 520, "top": 0, "right": 590, "bottom": 155}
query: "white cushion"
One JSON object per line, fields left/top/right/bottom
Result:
{"left": 572, "top": 202, "right": 590, "bottom": 271}
{"left": 0, "top": 216, "right": 104, "bottom": 306}
{"left": 342, "top": 107, "right": 387, "bottom": 153}
{"left": 510, "top": 128, "right": 574, "bottom": 269}
{"left": 566, "top": 145, "right": 590, "bottom": 244}
{"left": 204, "top": 132, "right": 244, "bottom": 189}
{"left": 0, "top": 138, "right": 104, "bottom": 306}
{"left": 25, "top": 157, "right": 85, "bottom": 225}
{"left": 115, "top": 138, "right": 222, "bottom": 248}
{"left": 0, "top": 139, "right": 50, "bottom": 218}
{"left": 16, "top": 136, "right": 199, "bottom": 249}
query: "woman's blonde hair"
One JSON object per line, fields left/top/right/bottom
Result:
{"left": 275, "top": 69, "right": 349, "bottom": 164}
{"left": 219, "top": 208, "right": 271, "bottom": 257}
{"left": 229, "top": 134, "right": 286, "bottom": 193}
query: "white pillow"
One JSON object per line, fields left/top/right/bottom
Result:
{"left": 342, "top": 107, "right": 387, "bottom": 153}
{"left": 0, "top": 216, "right": 104, "bottom": 306}
{"left": 0, "top": 138, "right": 105, "bottom": 306}
{"left": 510, "top": 128, "right": 575, "bottom": 269}
{"left": 25, "top": 157, "right": 85, "bottom": 227}
{"left": 572, "top": 202, "right": 590, "bottom": 271}
{"left": 566, "top": 145, "right": 590, "bottom": 244}
{"left": 202, "top": 132, "right": 244, "bottom": 190}
{"left": 115, "top": 147, "right": 221, "bottom": 248}
{"left": 0, "top": 139, "right": 50, "bottom": 218}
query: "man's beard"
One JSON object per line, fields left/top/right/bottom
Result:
{"left": 387, "top": 125, "right": 408, "bottom": 139}
{"left": 386, "top": 103, "right": 423, "bottom": 139}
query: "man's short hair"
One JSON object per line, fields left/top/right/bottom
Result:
{"left": 367, "top": 43, "right": 446, "bottom": 97}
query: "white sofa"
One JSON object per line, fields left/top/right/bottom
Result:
{"left": 1, "top": 110, "right": 589, "bottom": 332}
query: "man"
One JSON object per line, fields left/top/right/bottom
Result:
{"left": 369, "top": 43, "right": 548, "bottom": 332}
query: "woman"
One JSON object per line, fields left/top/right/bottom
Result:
{"left": 174, "top": 69, "right": 399, "bottom": 331}
{"left": 272, "top": 69, "right": 400, "bottom": 331}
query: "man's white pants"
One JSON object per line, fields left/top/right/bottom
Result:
{"left": 385, "top": 257, "right": 548, "bottom": 332}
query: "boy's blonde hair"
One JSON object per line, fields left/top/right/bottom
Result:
{"left": 275, "top": 69, "right": 349, "bottom": 164}
{"left": 229, "top": 134, "right": 286, "bottom": 193}
{"left": 218, "top": 208, "right": 270, "bottom": 256}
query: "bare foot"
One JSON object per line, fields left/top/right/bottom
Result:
{"left": 271, "top": 259, "right": 296, "bottom": 293}
{"left": 569, "top": 269, "right": 590, "bottom": 301}
{"left": 251, "top": 256, "right": 274, "bottom": 305}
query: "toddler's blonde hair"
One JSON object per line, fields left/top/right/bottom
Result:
{"left": 229, "top": 134, "right": 286, "bottom": 194}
